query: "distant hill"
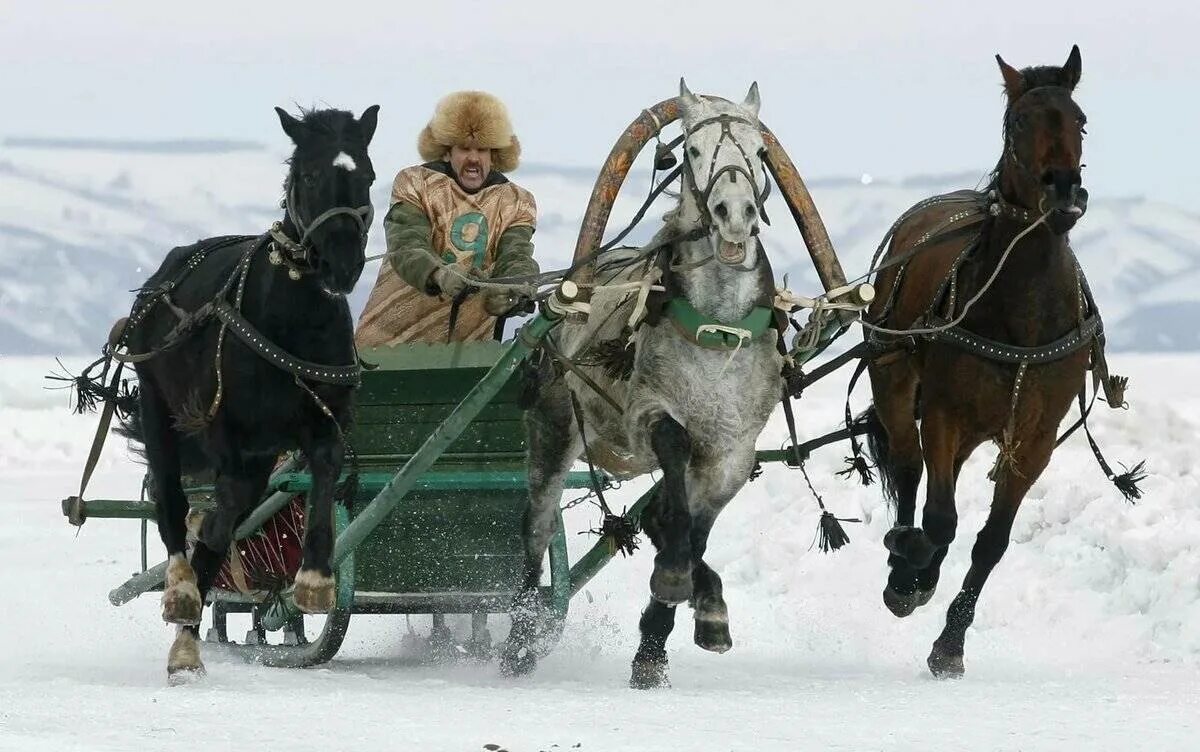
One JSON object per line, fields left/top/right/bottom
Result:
{"left": 1, "top": 138, "right": 1197, "bottom": 355}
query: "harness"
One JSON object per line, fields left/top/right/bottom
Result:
{"left": 838, "top": 185, "right": 1140, "bottom": 498}
{"left": 61, "top": 198, "right": 371, "bottom": 526}
{"left": 680, "top": 112, "right": 772, "bottom": 229}
{"left": 267, "top": 181, "right": 373, "bottom": 280}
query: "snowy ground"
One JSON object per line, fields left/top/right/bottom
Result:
{"left": 1, "top": 353, "right": 1198, "bottom": 751}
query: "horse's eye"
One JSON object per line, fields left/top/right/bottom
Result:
{"left": 688, "top": 146, "right": 700, "bottom": 158}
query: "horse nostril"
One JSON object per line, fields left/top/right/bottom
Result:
{"left": 1041, "top": 170, "right": 1055, "bottom": 186}
{"left": 714, "top": 202, "right": 729, "bottom": 220}
{"left": 744, "top": 204, "right": 757, "bottom": 220}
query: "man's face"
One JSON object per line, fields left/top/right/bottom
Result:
{"left": 447, "top": 145, "right": 492, "bottom": 191}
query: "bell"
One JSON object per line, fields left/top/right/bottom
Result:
{"left": 288, "top": 268, "right": 301, "bottom": 281}
{"left": 653, "top": 140, "right": 677, "bottom": 171}
{"left": 268, "top": 248, "right": 284, "bottom": 266}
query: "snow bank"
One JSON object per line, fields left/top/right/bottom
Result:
{"left": 1, "top": 353, "right": 1197, "bottom": 750}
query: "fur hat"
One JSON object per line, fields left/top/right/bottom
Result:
{"left": 417, "top": 90, "right": 521, "bottom": 173}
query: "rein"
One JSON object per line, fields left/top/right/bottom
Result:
{"left": 681, "top": 113, "right": 771, "bottom": 228}
{"left": 268, "top": 182, "right": 373, "bottom": 279}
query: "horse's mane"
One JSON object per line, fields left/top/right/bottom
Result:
{"left": 295, "top": 107, "right": 358, "bottom": 138}
{"left": 278, "top": 107, "right": 360, "bottom": 204}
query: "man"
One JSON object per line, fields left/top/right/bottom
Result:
{"left": 355, "top": 90, "right": 539, "bottom": 346}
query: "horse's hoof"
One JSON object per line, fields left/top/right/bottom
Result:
{"left": 629, "top": 656, "right": 670, "bottom": 689}
{"left": 161, "top": 581, "right": 202, "bottom": 625}
{"left": 498, "top": 643, "right": 537, "bottom": 677}
{"left": 883, "top": 526, "right": 936, "bottom": 570}
{"left": 167, "top": 630, "right": 205, "bottom": 684}
{"left": 882, "top": 585, "right": 920, "bottom": 618}
{"left": 914, "top": 587, "right": 935, "bottom": 608}
{"left": 927, "top": 644, "right": 965, "bottom": 679}
{"left": 293, "top": 569, "right": 335, "bottom": 614}
{"left": 693, "top": 617, "right": 733, "bottom": 654}
{"left": 650, "top": 564, "right": 693, "bottom": 605}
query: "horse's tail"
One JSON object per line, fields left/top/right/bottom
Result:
{"left": 112, "top": 390, "right": 207, "bottom": 472}
{"left": 113, "top": 397, "right": 147, "bottom": 462}
{"left": 858, "top": 404, "right": 901, "bottom": 509}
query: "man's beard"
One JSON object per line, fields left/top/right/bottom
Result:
{"left": 455, "top": 161, "right": 486, "bottom": 191}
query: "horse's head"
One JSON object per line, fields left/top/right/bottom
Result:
{"left": 275, "top": 105, "right": 380, "bottom": 295}
{"left": 678, "top": 80, "right": 768, "bottom": 266}
{"left": 995, "top": 45, "right": 1088, "bottom": 232}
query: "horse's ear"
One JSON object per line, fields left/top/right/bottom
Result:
{"left": 275, "top": 106, "right": 307, "bottom": 145}
{"left": 679, "top": 77, "right": 700, "bottom": 107}
{"left": 995, "top": 54, "right": 1026, "bottom": 103}
{"left": 1062, "top": 44, "right": 1082, "bottom": 90}
{"left": 741, "top": 81, "right": 761, "bottom": 118}
{"left": 359, "top": 104, "right": 380, "bottom": 145}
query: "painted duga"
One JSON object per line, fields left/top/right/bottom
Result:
{"left": 861, "top": 46, "right": 1124, "bottom": 677}
{"left": 502, "top": 81, "right": 785, "bottom": 688}
{"left": 118, "top": 105, "right": 379, "bottom": 682}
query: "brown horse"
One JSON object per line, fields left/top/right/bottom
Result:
{"left": 860, "top": 45, "right": 1125, "bottom": 678}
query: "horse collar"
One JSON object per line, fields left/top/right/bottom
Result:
{"left": 665, "top": 297, "right": 773, "bottom": 351}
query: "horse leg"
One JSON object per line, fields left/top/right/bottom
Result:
{"left": 868, "top": 363, "right": 927, "bottom": 618}
{"left": 646, "top": 414, "right": 693, "bottom": 605}
{"left": 139, "top": 384, "right": 201, "bottom": 628}
{"left": 294, "top": 419, "right": 345, "bottom": 614}
{"left": 913, "top": 448, "right": 976, "bottom": 601}
{"left": 690, "top": 514, "right": 730, "bottom": 654}
{"left": 884, "top": 408, "right": 958, "bottom": 567}
{"left": 630, "top": 599, "right": 677, "bottom": 689}
{"left": 500, "top": 383, "right": 581, "bottom": 677}
{"left": 172, "top": 454, "right": 273, "bottom": 681}
{"left": 684, "top": 453, "right": 748, "bottom": 654}
{"left": 927, "top": 430, "right": 1054, "bottom": 678}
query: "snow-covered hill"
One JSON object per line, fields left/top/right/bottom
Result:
{"left": 3, "top": 139, "right": 1198, "bottom": 354}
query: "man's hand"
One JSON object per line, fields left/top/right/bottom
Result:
{"left": 482, "top": 289, "right": 514, "bottom": 316}
{"left": 432, "top": 265, "right": 469, "bottom": 299}
{"left": 483, "top": 289, "right": 532, "bottom": 317}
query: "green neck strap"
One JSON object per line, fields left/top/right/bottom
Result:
{"left": 664, "top": 297, "right": 774, "bottom": 351}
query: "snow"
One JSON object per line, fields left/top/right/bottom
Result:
{"left": 1, "top": 352, "right": 1198, "bottom": 750}
{"left": 333, "top": 152, "right": 356, "bottom": 172}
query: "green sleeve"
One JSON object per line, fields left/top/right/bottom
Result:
{"left": 384, "top": 201, "right": 443, "bottom": 294}
{"left": 491, "top": 224, "right": 539, "bottom": 280}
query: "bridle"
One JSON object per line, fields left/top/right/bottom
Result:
{"left": 998, "top": 84, "right": 1088, "bottom": 224}
{"left": 268, "top": 179, "right": 374, "bottom": 280}
{"left": 681, "top": 112, "right": 772, "bottom": 231}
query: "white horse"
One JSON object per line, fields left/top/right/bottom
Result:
{"left": 503, "top": 81, "right": 784, "bottom": 688}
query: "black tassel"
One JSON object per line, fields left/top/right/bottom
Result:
{"left": 593, "top": 511, "right": 640, "bottom": 558}
{"left": 113, "top": 381, "right": 140, "bottom": 420}
{"left": 816, "top": 511, "right": 854, "bottom": 553}
{"left": 587, "top": 337, "right": 636, "bottom": 381}
{"left": 748, "top": 460, "right": 763, "bottom": 482}
{"left": 1111, "top": 460, "right": 1147, "bottom": 503}
{"left": 45, "top": 357, "right": 112, "bottom": 414}
{"left": 1105, "top": 374, "right": 1129, "bottom": 408}
{"left": 836, "top": 455, "right": 875, "bottom": 486}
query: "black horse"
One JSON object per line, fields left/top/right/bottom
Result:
{"left": 116, "top": 105, "right": 378, "bottom": 681}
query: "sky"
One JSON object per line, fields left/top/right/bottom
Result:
{"left": 2, "top": 0, "right": 1197, "bottom": 206}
